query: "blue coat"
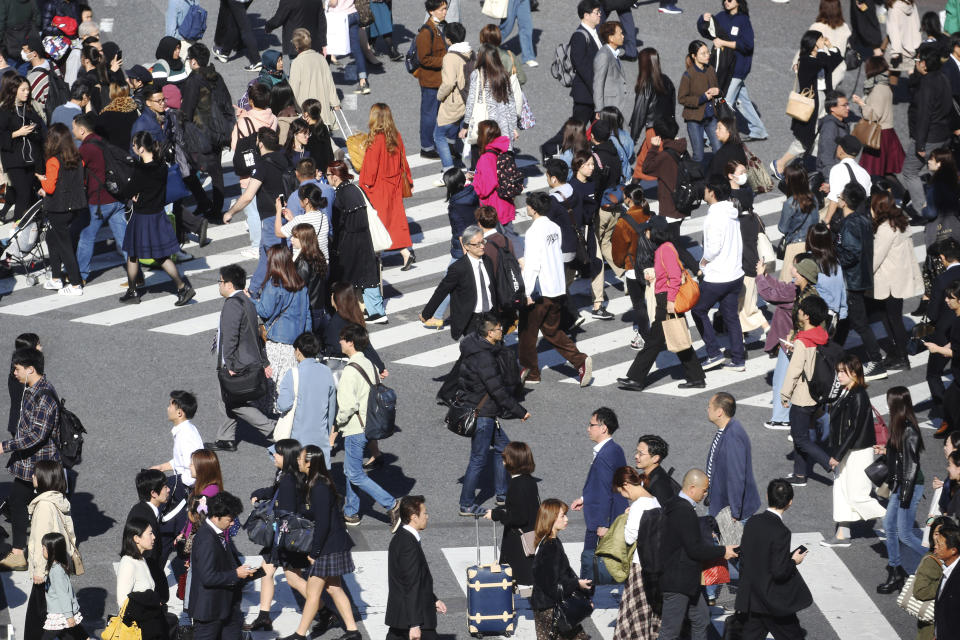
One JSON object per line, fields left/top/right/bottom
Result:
{"left": 582, "top": 439, "right": 629, "bottom": 544}
{"left": 256, "top": 283, "right": 311, "bottom": 344}
{"left": 130, "top": 109, "right": 167, "bottom": 153}
{"left": 697, "top": 12, "right": 755, "bottom": 79}
{"left": 277, "top": 358, "right": 337, "bottom": 459}
{"left": 706, "top": 419, "right": 761, "bottom": 520}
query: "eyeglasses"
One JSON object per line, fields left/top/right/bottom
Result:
{"left": 150, "top": 96, "right": 166, "bottom": 103}
{"left": 489, "top": 326, "right": 503, "bottom": 333}
{"left": 588, "top": 421, "right": 602, "bottom": 429}
{"left": 466, "top": 239, "right": 487, "bottom": 247}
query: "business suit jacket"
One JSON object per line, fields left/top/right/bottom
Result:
{"left": 659, "top": 495, "right": 725, "bottom": 598}
{"left": 646, "top": 465, "right": 680, "bottom": 507}
{"left": 125, "top": 502, "right": 169, "bottom": 604}
{"left": 936, "top": 560, "right": 960, "bottom": 640}
{"left": 569, "top": 25, "right": 600, "bottom": 107}
{"left": 188, "top": 522, "right": 242, "bottom": 623}
{"left": 735, "top": 510, "right": 813, "bottom": 617}
{"left": 421, "top": 254, "right": 496, "bottom": 340}
{"left": 930, "top": 265, "right": 960, "bottom": 339}
{"left": 217, "top": 293, "right": 269, "bottom": 373}
{"left": 385, "top": 527, "right": 438, "bottom": 631}
{"left": 582, "top": 439, "right": 629, "bottom": 540}
{"left": 592, "top": 45, "right": 632, "bottom": 122}
{"left": 707, "top": 419, "right": 761, "bottom": 520}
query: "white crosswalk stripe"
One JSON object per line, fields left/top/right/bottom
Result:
{"left": 0, "top": 529, "right": 897, "bottom": 640}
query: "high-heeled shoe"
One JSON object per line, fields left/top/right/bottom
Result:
{"left": 401, "top": 249, "right": 416, "bottom": 271}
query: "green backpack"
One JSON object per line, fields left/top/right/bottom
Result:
{"left": 593, "top": 512, "right": 636, "bottom": 583}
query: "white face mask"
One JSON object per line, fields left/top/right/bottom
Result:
{"left": 20, "top": 50, "right": 31, "bottom": 62}
{"left": 735, "top": 173, "right": 748, "bottom": 186}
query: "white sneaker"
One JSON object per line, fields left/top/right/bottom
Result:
{"left": 42, "top": 277, "right": 63, "bottom": 290}
{"left": 525, "top": 60, "right": 539, "bottom": 67}
{"left": 433, "top": 178, "right": 446, "bottom": 188}
{"left": 630, "top": 331, "right": 645, "bottom": 351}
{"left": 57, "top": 284, "right": 83, "bottom": 296}
{"left": 239, "top": 247, "right": 259, "bottom": 259}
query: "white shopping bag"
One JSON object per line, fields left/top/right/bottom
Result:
{"left": 325, "top": 11, "right": 350, "bottom": 56}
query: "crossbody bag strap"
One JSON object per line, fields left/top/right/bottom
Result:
{"left": 346, "top": 361, "right": 377, "bottom": 427}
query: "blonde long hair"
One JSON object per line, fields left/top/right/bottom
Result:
{"left": 534, "top": 499, "right": 568, "bottom": 548}
{"left": 365, "top": 103, "right": 400, "bottom": 153}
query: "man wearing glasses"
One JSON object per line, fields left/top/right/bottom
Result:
{"left": 420, "top": 225, "right": 498, "bottom": 403}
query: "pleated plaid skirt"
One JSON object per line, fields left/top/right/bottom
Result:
{"left": 308, "top": 549, "right": 355, "bottom": 578}
{"left": 613, "top": 563, "right": 661, "bottom": 640}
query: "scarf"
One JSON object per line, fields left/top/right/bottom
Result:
{"left": 101, "top": 96, "right": 138, "bottom": 113}
{"left": 863, "top": 72, "right": 889, "bottom": 95}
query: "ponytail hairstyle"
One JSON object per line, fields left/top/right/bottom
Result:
{"left": 131, "top": 130, "right": 162, "bottom": 160}
{"left": 685, "top": 40, "right": 707, "bottom": 69}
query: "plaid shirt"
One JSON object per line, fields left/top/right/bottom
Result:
{"left": 2, "top": 376, "right": 60, "bottom": 481}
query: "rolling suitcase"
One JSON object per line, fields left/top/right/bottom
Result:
{"left": 466, "top": 516, "right": 517, "bottom": 638}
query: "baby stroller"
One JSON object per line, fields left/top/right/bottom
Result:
{"left": 1, "top": 200, "right": 48, "bottom": 285}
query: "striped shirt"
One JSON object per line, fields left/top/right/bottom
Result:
{"left": 282, "top": 210, "right": 329, "bottom": 261}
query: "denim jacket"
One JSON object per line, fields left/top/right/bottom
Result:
{"left": 256, "top": 283, "right": 311, "bottom": 344}
{"left": 777, "top": 197, "right": 818, "bottom": 244}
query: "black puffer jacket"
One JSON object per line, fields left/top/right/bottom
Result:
{"left": 828, "top": 386, "right": 876, "bottom": 461}
{"left": 885, "top": 420, "right": 924, "bottom": 504}
{"left": 458, "top": 333, "right": 526, "bottom": 419}
{"left": 835, "top": 210, "right": 873, "bottom": 292}
{"left": 531, "top": 537, "right": 583, "bottom": 611}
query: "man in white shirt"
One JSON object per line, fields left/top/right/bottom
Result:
{"left": 150, "top": 390, "right": 203, "bottom": 489}
{"left": 822, "top": 135, "right": 871, "bottom": 225}
{"left": 691, "top": 177, "right": 746, "bottom": 372}
{"left": 518, "top": 193, "right": 593, "bottom": 386}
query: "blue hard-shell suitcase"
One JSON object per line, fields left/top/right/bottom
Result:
{"left": 466, "top": 517, "right": 517, "bottom": 637}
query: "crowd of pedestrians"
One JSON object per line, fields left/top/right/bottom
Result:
{"left": 7, "top": 0, "right": 960, "bottom": 638}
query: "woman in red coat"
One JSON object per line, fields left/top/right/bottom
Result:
{"left": 359, "top": 103, "right": 416, "bottom": 270}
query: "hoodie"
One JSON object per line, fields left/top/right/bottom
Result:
{"left": 473, "top": 136, "right": 516, "bottom": 224}
{"left": 781, "top": 325, "right": 829, "bottom": 407}
{"left": 27, "top": 490, "right": 77, "bottom": 580}
{"left": 701, "top": 199, "right": 744, "bottom": 283}
{"left": 231, "top": 107, "right": 278, "bottom": 186}
{"left": 447, "top": 184, "right": 479, "bottom": 258}
{"left": 437, "top": 41, "right": 473, "bottom": 126}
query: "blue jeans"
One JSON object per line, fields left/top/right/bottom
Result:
{"left": 77, "top": 202, "right": 127, "bottom": 281}
{"left": 725, "top": 77, "right": 768, "bottom": 139}
{"left": 884, "top": 488, "right": 926, "bottom": 571}
{"left": 363, "top": 286, "right": 385, "bottom": 316}
{"left": 419, "top": 87, "right": 440, "bottom": 151}
{"left": 245, "top": 200, "right": 260, "bottom": 249}
{"left": 343, "top": 433, "right": 394, "bottom": 517}
{"left": 433, "top": 120, "right": 463, "bottom": 172}
{"left": 692, "top": 277, "right": 745, "bottom": 365}
{"left": 499, "top": 0, "right": 535, "bottom": 63}
{"left": 579, "top": 531, "right": 615, "bottom": 583}
{"left": 347, "top": 13, "right": 367, "bottom": 80}
{"left": 686, "top": 118, "right": 719, "bottom": 164}
{"left": 771, "top": 348, "right": 791, "bottom": 423}
{"left": 250, "top": 218, "right": 283, "bottom": 298}
{"left": 459, "top": 417, "right": 510, "bottom": 508}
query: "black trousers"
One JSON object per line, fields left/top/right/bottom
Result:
{"left": 875, "top": 295, "right": 908, "bottom": 357}
{"left": 8, "top": 476, "right": 33, "bottom": 548}
{"left": 191, "top": 151, "right": 226, "bottom": 218}
{"left": 7, "top": 166, "right": 36, "bottom": 218}
{"left": 943, "top": 380, "right": 960, "bottom": 436}
{"left": 193, "top": 609, "right": 243, "bottom": 640}
{"left": 789, "top": 404, "right": 832, "bottom": 477}
{"left": 572, "top": 102, "right": 594, "bottom": 125}
{"left": 46, "top": 210, "right": 82, "bottom": 285}
{"left": 742, "top": 612, "right": 805, "bottom": 640}
{"left": 626, "top": 293, "right": 704, "bottom": 386}
{"left": 213, "top": 0, "right": 260, "bottom": 64}
{"left": 834, "top": 290, "right": 882, "bottom": 362}
{"left": 626, "top": 276, "right": 650, "bottom": 337}
{"left": 928, "top": 351, "right": 949, "bottom": 416}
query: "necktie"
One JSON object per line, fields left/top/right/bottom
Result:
{"left": 217, "top": 531, "right": 227, "bottom": 549}
{"left": 478, "top": 262, "right": 490, "bottom": 311}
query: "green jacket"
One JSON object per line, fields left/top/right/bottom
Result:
{"left": 947, "top": 0, "right": 960, "bottom": 37}
{"left": 0, "top": 0, "right": 40, "bottom": 36}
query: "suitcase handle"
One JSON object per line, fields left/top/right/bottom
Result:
{"left": 474, "top": 514, "right": 498, "bottom": 565}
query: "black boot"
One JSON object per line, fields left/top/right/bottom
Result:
{"left": 242, "top": 610, "right": 272, "bottom": 631}
{"left": 876, "top": 565, "right": 907, "bottom": 594}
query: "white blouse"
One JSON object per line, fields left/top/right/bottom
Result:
{"left": 116, "top": 555, "right": 155, "bottom": 608}
{"left": 623, "top": 495, "right": 661, "bottom": 565}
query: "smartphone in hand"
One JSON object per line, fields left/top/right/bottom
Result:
{"left": 792, "top": 545, "right": 807, "bottom": 555}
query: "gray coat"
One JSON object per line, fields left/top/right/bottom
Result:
{"left": 815, "top": 114, "right": 849, "bottom": 175}
{"left": 217, "top": 293, "right": 269, "bottom": 373}
{"left": 592, "top": 46, "right": 632, "bottom": 120}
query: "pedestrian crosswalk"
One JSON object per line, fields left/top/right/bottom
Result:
{"left": 0, "top": 150, "right": 938, "bottom": 410}
{"left": 0, "top": 530, "right": 902, "bottom": 639}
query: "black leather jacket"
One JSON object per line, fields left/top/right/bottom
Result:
{"left": 828, "top": 386, "right": 876, "bottom": 460}
{"left": 886, "top": 421, "right": 923, "bottom": 504}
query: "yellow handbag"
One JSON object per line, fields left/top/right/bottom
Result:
{"left": 101, "top": 600, "right": 142, "bottom": 640}
{"left": 346, "top": 133, "right": 367, "bottom": 173}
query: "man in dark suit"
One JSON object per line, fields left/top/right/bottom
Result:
{"left": 635, "top": 433, "right": 679, "bottom": 506}
{"left": 207, "top": 264, "right": 276, "bottom": 452}
{"left": 735, "top": 479, "right": 812, "bottom": 640}
{"left": 934, "top": 522, "right": 960, "bottom": 640}
{"left": 190, "top": 492, "right": 255, "bottom": 640}
{"left": 704, "top": 393, "right": 761, "bottom": 524}
{"left": 569, "top": 0, "right": 603, "bottom": 123}
{"left": 570, "top": 407, "right": 629, "bottom": 582}
{"left": 126, "top": 469, "right": 171, "bottom": 604}
{"left": 386, "top": 495, "right": 447, "bottom": 640}
{"left": 926, "top": 239, "right": 960, "bottom": 435}
{"left": 659, "top": 469, "right": 738, "bottom": 640}
{"left": 421, "top": 225, "right": 498, "bottom": 403}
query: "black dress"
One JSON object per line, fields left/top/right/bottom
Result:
{"left": 330, "top": 181, "right": 379, "bottom": 289}
{"left": 490, "top": 474, "right": 540, "bottom": 586}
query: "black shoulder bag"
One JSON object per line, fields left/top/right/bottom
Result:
{"left": 217, "top": 297, "right": 268, "bottom": 406}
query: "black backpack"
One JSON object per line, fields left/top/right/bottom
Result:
{"left": 404, "top": 25, "right": 439, "bottom": 75}
{"left": 41, "top": 394, "right": 86, "bottom": 469}
{"left": 491, "top": 149, "right": 524, "bottom": 201}
{"left": 495, "top": 345, "right": 522, "bottom": 399}
{"left": 89, "top": 139, "right": 135, "bottom": 199}
{"left": 492, "top": 239, "right": 525, "bottom": 310}
{"left": 199, "top": 78, "right": 236, "bottom": 150}
{"left": 802, "top": 340, "right": 845, "bottom": 405}
{"left": 665, "top": 148, "right": 704, "bottom": 214}
{"left": 347, "top": 363, "right": 397, "bottom": 440}
{"left": 232, "top": 117, "right": 260, "bottom": 177}
{"left": 619, "top": 214, "right": 656, "bottom": 272}
{"left": 637, "top": 507, "right": 666, "bottom": 575}
{"left": 31, "top": 68, "right": 70, "bottom": 125}
{"left": 559, "top": 196, "right": 589, "bottom": 265}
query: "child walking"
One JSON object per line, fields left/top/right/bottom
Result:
{"left": 41, "top": 532, "right": 87, "bottom": 639}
